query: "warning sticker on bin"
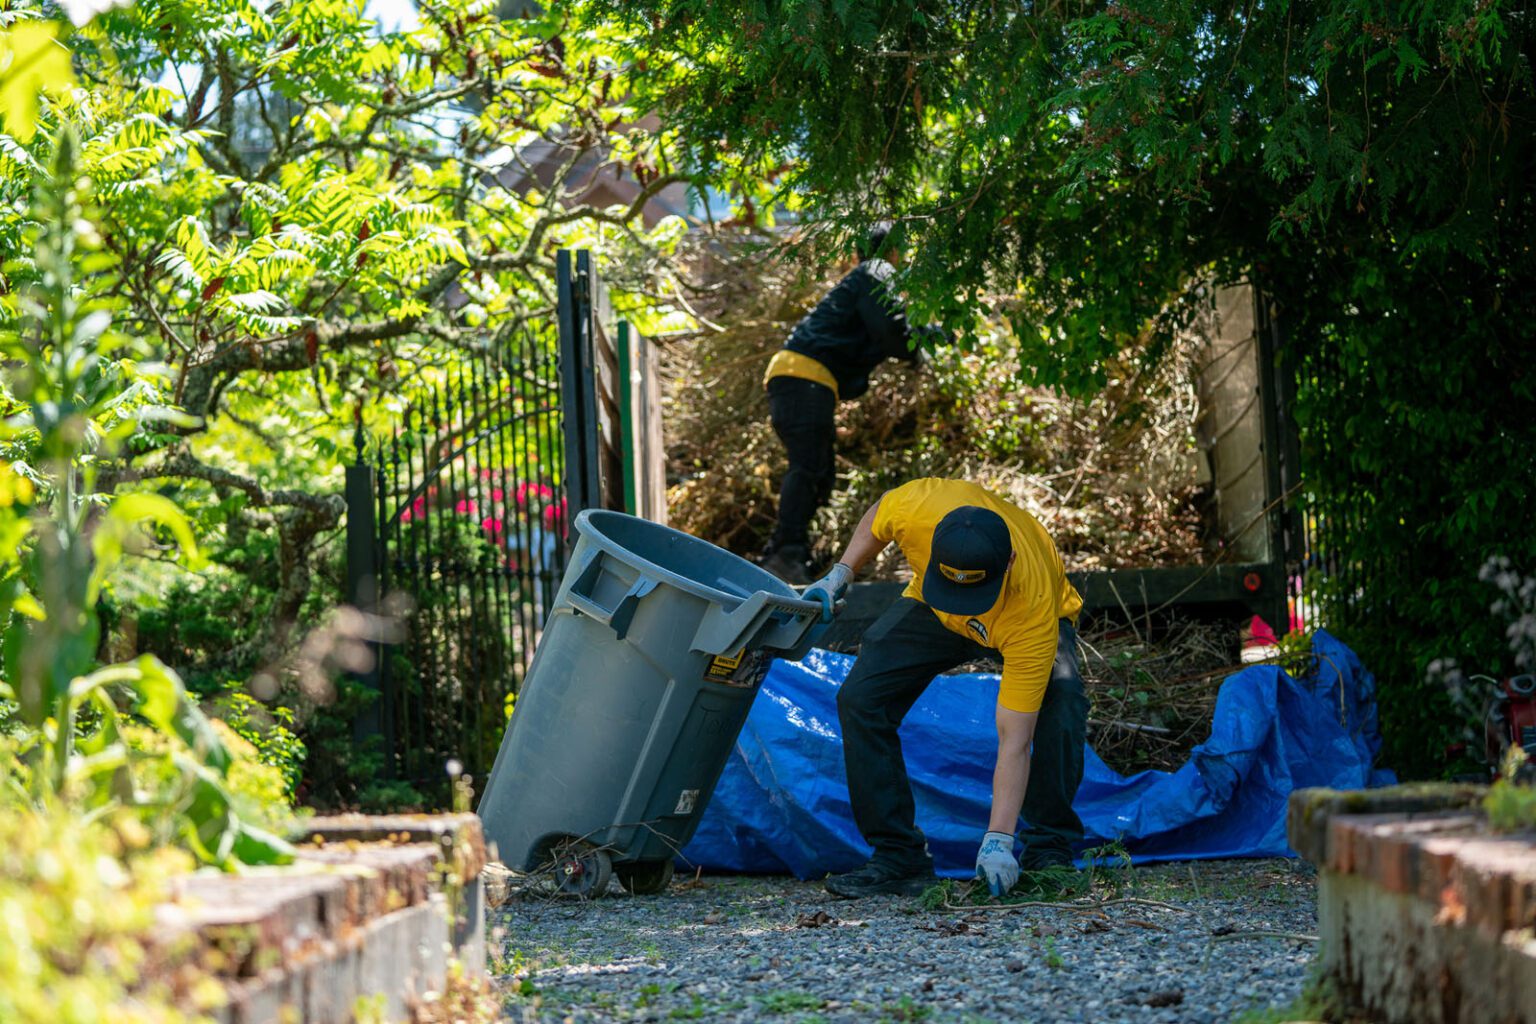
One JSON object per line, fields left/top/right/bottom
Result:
{"left": 704, "top": 648, "right": 747, "bottom": 683}
{"left": 674, "top": 789, "right": 699, "bottom": 815}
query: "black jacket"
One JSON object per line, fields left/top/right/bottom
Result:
{"left": 783, "top": 259, "right": 930, "bottom": 400}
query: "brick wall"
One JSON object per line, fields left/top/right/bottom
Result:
{"left": 1289, "top": 786, "right": 1536, "bottom": 1024}
{"left": 148, "top": 814, "right": 487, "bottom": 1024}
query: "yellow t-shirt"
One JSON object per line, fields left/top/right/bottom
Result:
{"left": 871, "top": 478, "right": 1084, "bottom": 714}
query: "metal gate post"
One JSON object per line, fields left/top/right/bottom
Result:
{"left": 557, "top": 249, "right": 601, "bottom": 529}
{"left": 574, "top": 251, "right": 603, "bottom": 512}
{"left": 617, "top": 320, "right": 637, "bottom": 515}
{"left": 1252, "top": 285, "right": 1296, "bottom": 634}
{"left": 344, "top": 423, "right": 392, "bottom": 767}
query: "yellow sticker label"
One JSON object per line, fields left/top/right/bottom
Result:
{"left": 705, "top": 648, "right": 746, "bottom": 682}
{"left": 939, "top": 563, "right": 987, "bottom": 584}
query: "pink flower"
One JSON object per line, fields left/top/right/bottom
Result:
{"left": 491, "top": 488, "right": 505, "bottom": 503}
{"left": 402, "top": 495, "right": 428, "bottom": 522}
{"left": 515, "top": 481, "right": 553, "bottom": 508}
{"left": 543, "top": 497, "right": 568, "bottom": 537}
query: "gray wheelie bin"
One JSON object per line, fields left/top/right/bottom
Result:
{"left": 478, "top": 509, "right": 823, "bottom": 897}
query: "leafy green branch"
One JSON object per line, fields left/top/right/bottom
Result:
{"left": 0, "top": 130, "right": 291, "bottom": 868}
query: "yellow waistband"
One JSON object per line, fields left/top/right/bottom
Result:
{"left": 764, "top": 349, "right": 839, "bottom": 400}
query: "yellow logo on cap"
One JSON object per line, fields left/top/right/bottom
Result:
{"left": 939, "top": 563, "right": 987, "bottom": 584}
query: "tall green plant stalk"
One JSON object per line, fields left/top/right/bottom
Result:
{"left": 14, "top": 132, "right": 100, "bottom": 791}
{"left": 1, "top": 132, "right": 290, "bottom": 866}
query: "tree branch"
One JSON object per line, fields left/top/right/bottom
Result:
{"left": 507, "top": 172, "right": 685, "bottom": 266}
{"left": 145, "top": 448, "right": 346, "bottom": 522}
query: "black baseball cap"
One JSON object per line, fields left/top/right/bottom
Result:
{"left": 922, "top": 506, "right": 1012, "bottom": 616}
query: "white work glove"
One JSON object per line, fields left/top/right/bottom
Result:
{"left": 802, "top": 562, "right": 853, "bottom": 623}
{"left": 975, "top": 831, "right": 1019, "bottom": 897}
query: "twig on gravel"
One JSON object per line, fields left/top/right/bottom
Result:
{"left": 942, "top": 896, "right": 1191, "bottom": 915}
{"left": 1211, "top": 930, "right": 1319, "bottom": 942}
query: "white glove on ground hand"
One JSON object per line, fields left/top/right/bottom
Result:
{"left": 975, "top": 831, "right": 1019, "bottom": 897}
{"left": 802, "top": 563, "right": 853, "bottom": 623}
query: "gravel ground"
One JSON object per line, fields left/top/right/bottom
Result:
{"left": 490, "top": 859, "right": 1318, "bottom": 1024}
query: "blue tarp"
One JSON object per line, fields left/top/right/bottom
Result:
{"left": 682, "top": 630, "right": 1396, "bottom": 877}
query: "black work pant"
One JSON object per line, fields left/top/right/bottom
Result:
{"left": 836, "top": 598, "right": 1088, "bottom": 870}
{"left": 767, "top": 375, "right": 836, "bottom": 552}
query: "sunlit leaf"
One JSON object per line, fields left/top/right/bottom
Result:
{"left": 0, "top": 20, "right": 74, "bottom": 142}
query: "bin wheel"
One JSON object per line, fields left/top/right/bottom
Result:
{"left": 550, "top": 842, "right": 613, "bottom": 899}
{"left": 616, "top": 860, "right": 675, "bottom": 895}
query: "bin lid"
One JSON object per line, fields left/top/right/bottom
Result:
{"left": 574, "top": 509, "right": 808, "bottom": 609}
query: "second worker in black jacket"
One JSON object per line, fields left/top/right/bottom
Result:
{"left": 761, "top": 223, "right": 945, "bottom": 584}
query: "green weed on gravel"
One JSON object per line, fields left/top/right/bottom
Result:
{"left": 920, "top": 840, "right": 1133, "bottom": 907}
{"left": 1128, "top": 859, "right": 1317, "bottom": 905}
{"left": 881, "top": 995, "right": 933, "bottom": 1022}
{"left": 921, "top": 850, "right": 1317, "bottom": 911}
{"left": 1232, "top": 968, "right": 1353, "bottom": 1023}
{"left": 757, "top": 990, "right": 827, "bottom": 1014}
{"left": 666, "top": 995, "right": 749, "bottom": 1019}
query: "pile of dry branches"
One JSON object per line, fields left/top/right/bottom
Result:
{"left": 1076, "top": 618, "right": 1241, "bottom": 774}
{"left": 662, "top": 238, "right": 1212, "bottom": 575}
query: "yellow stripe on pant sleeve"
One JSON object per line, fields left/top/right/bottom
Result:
{"left": 763, "top": 349, "right": 840, "bottom": 399}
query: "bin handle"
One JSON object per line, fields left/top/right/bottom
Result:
{"left": 689, "top": 590, "right": 823, "bottom": 657}
{"left": 568, "top": 553, "right": 658, "bottom": 641}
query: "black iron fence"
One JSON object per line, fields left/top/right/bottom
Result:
{"left": 346, "top": 250, "right": 663, "bottom": 791}
{"left": 1259, "top": 287, "right": 1373, "bottom": 641}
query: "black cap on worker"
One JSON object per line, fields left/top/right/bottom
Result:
{"left": 922, "top": 506, "right": 1012, "bottom": 616}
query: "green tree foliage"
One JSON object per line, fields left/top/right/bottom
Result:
{"left": 588, "top": 0, "right": 1536, "bottom": 775}
{"left": 2, "top": 0, "right": 700, "bottom": 801}
{"left": 211, "top": 690, "right": 307, "bottom": 799}
{"left": 587, "top": 0, "right": 1528, "bottom": 375}
{"left": 3, "top": 0, "right": 693, "bottom": 666}
{"left": 1, "top": 132, "right": 292, "bottom": 867}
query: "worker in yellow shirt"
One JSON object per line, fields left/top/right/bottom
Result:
{"left": 801, "top": 478, "right": 1088, "bottom": 898}
{"left": 759, "top": 222, "right": 947, "bottom": 584}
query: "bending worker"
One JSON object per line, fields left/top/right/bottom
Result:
{"left": 760, "top": 222, "right": 944, "bottom": 584}
{"left": 802, "top": 477, "right": 1088, "bottom": 898}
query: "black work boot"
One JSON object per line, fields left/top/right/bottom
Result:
{"left": 823, "top": 860, "right": 938, "bottom": 899}
{"left": 760, "top": 544, "right": 812, "bottom": 585}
